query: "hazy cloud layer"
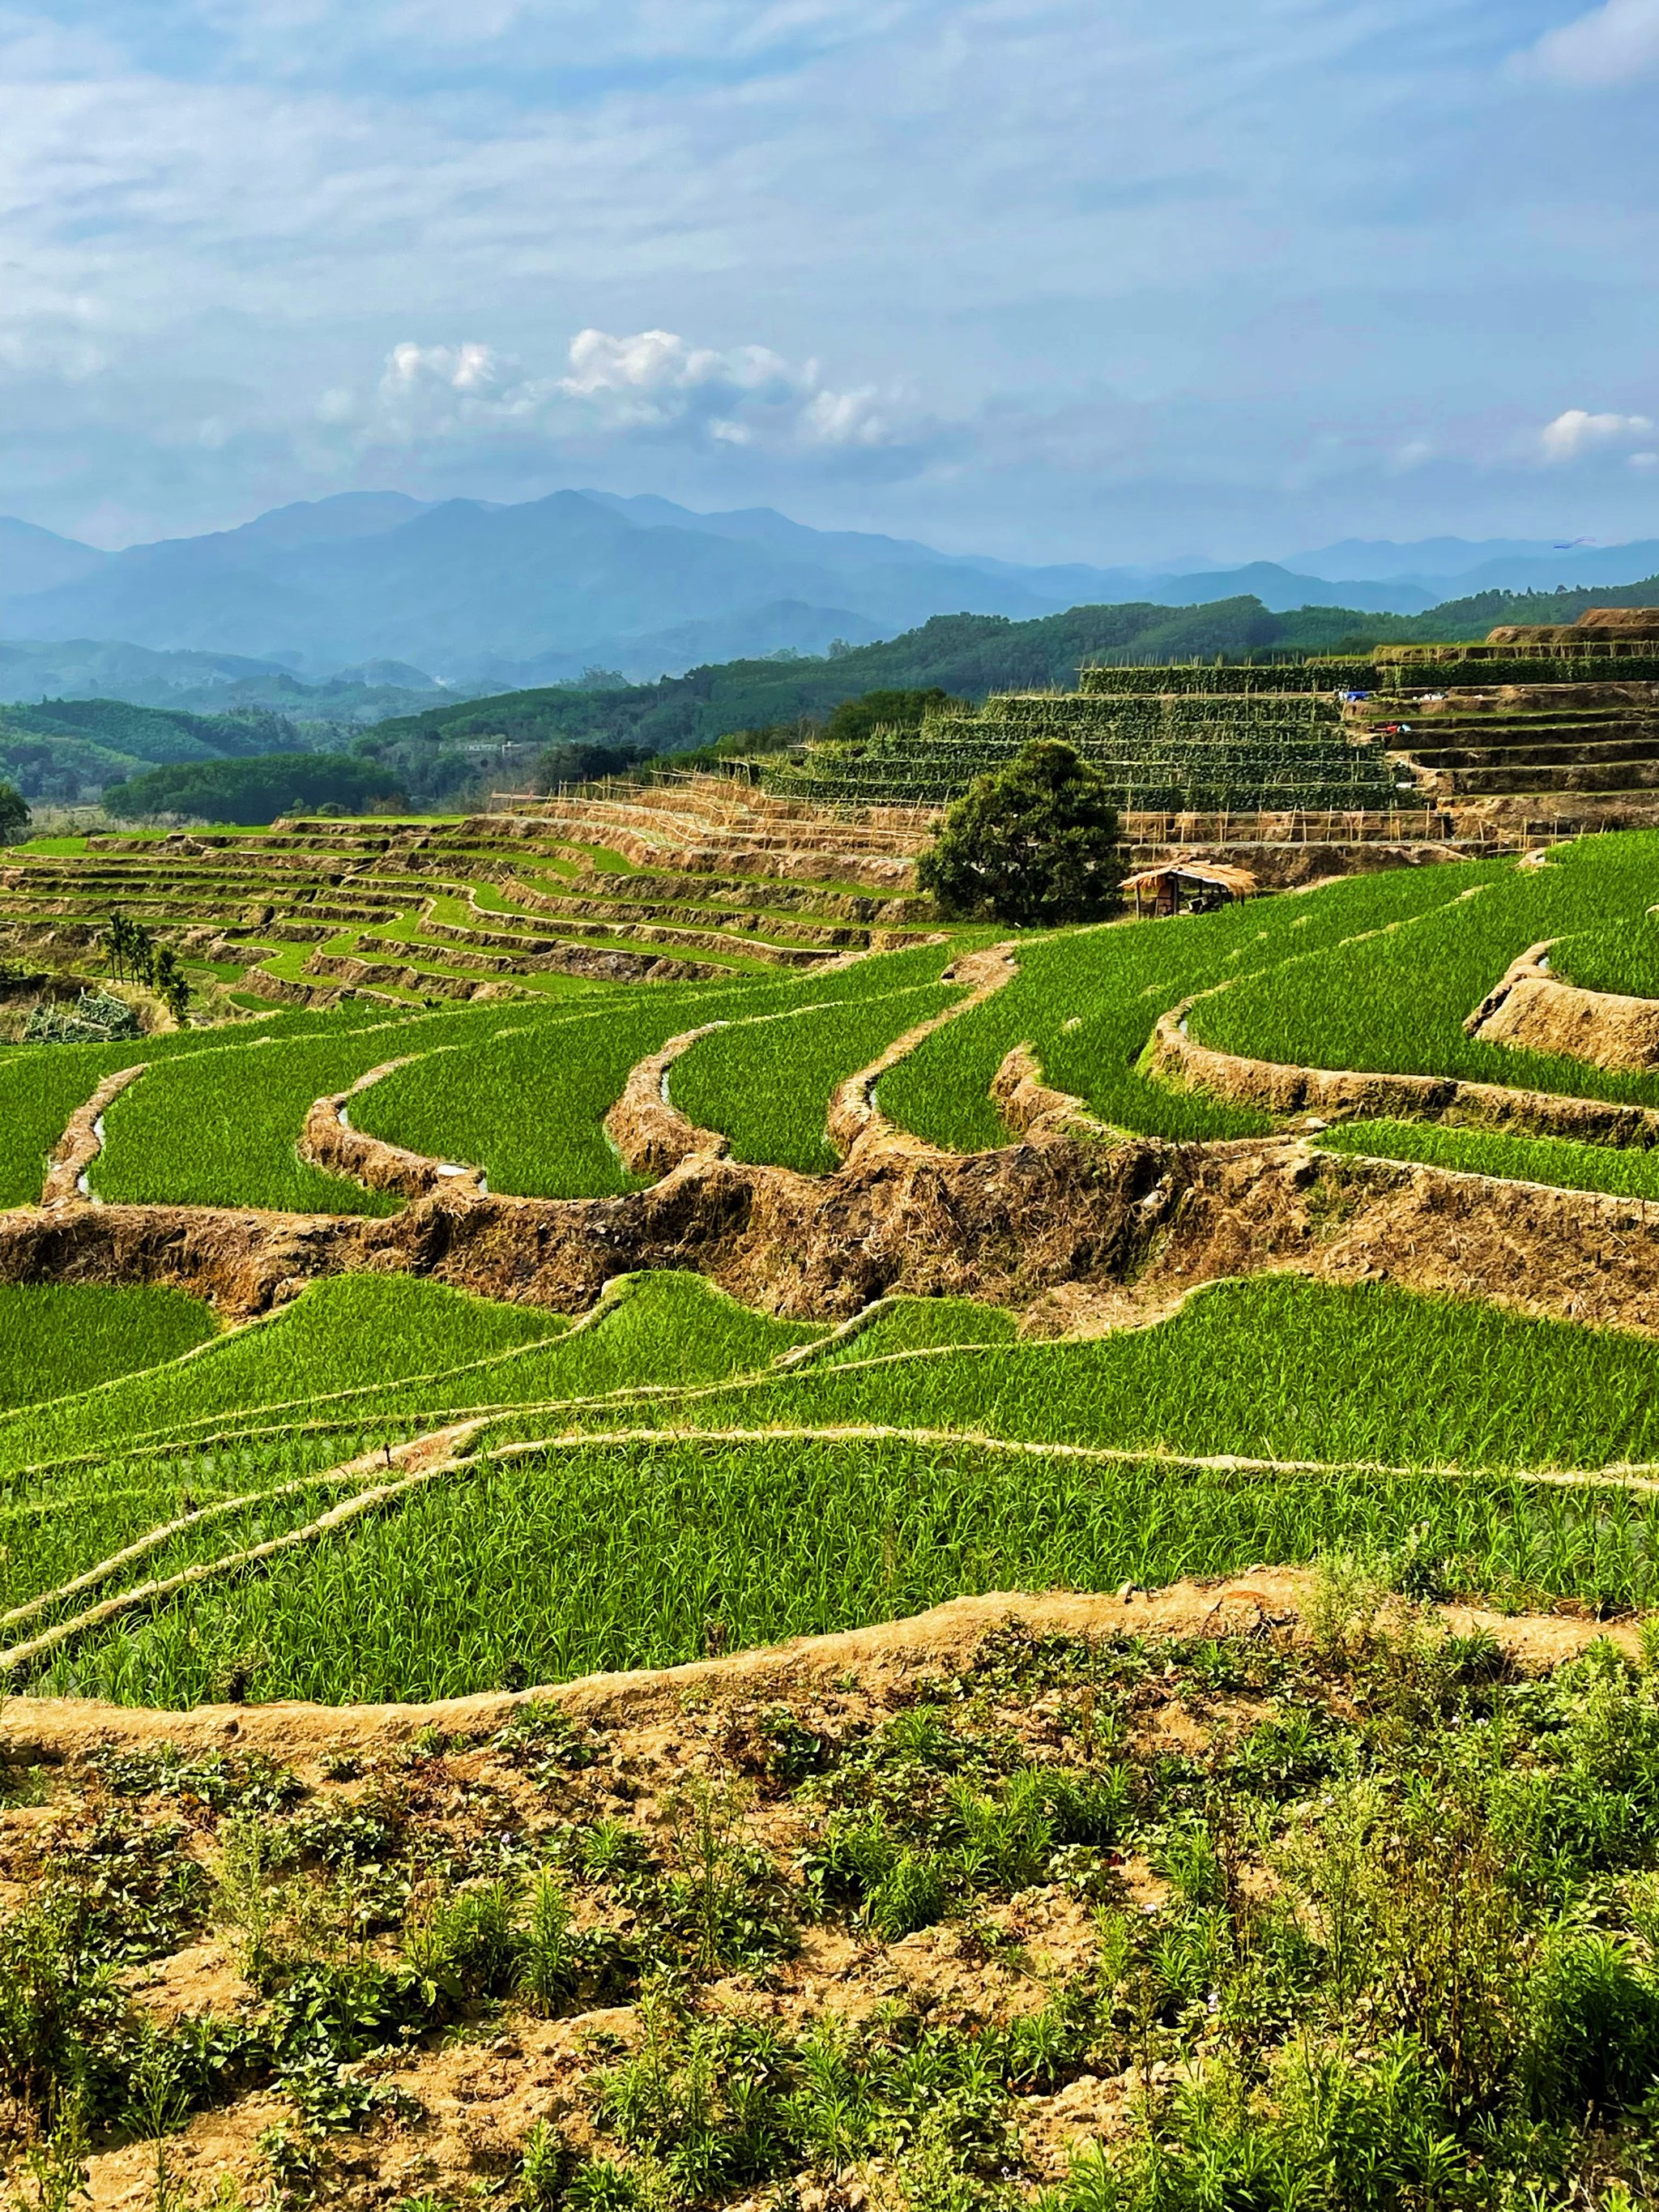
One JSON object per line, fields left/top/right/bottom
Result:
{"left": 3, "top": 0, "right": 1657, "bottom": 562}
{"left": 1520, "top": 0, "right": 1659, "bottom": 85}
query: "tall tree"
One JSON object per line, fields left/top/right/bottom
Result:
{"left": 151, "top": 945, "right": 191, "bottom": 1027}
{"left": 917, "top": 739, "right": 1124, "bottom": 927}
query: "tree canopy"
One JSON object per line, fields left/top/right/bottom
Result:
{"left": 917, "top": 739, "right": 1124, "bottom": 927}
{"left": 0, "top": 781, "right": 30, "bottom": 843}
{"left": 104, "top": 752, "right": 403, "bottom": 826}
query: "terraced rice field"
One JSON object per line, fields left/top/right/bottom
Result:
{"left": 17, "top": 809, "right": 1659, "bottom": 2206}
{"left": 8, "top": 822, "right": 1659, "bottom": 1697}
{"left": 0, "top": 780, "right": 941, "bottom": 1011}
{"left": 2, "top": 1265, "right": 1659, "bottom": 1708}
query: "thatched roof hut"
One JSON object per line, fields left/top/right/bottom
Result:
{"left": 1120, "top": 861, "right": 1258, "bottom": 917}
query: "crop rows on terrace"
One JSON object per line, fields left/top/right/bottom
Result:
{"left": 0, "top": 997, "right": 395, "bottom": 1210}
{"left": 24, "top": 936, "right": 968, "bottom": 1212}
{"left": 6, "top": 1266, "right": 1659, "bottom": 1706}
{"left": 346, "top": 937, "right": 970, "bottom": 1198}
{"left": 0, "top": 797, "right": 942, "bottom": 1017}
{"left": 769, "top": 688, "right": 1413, "bottom": 811}
{"left": 1182, "top": 832, "right": 1659, "bottom": 1110}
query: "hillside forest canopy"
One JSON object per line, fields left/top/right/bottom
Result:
{"left": 10, "top": 571, "right": 1659, "bottom": 817}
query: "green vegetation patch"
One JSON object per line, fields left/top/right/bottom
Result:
{"left": 884, "top": 862, "right": 1482, "bottom": 1151}
{"left": 0, "top": 1274, "right": 565, "bottom": 1479}
{"left": 670, "top": 982, "right": 959, "bottom": 1170}
{"left": 23, "top": 1430, "right": 1659, "bottom": 1706}
{"left": 1554, "top": 912, "right": 1659, "bottom": 1001}
{"left": 10, "top": 1274, "right": 1659, "bottom": 1707}
{"left": 0, "top": 1283, "right": 216, "bottom": 1411}
{"left": 0, "top": 1269, "right": 815, "bottom": 1482}
{"left": 0, "top": 1001, "right": 409, "bottom": 1211}
{"left": 1319, "top": 1117, "right": 1659, "bottom": 1203}
{"left": 531, "top": 1275, "right": 1659, "bottom": 1476}
{"left": 352, "top": 941, "right": 961, "bottom": 1198}
{"left": 1187, "top": 834, "right": 1659, "bottom": 1110}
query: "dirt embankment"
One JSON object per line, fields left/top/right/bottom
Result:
{"left": 0, "top": 1569, "right": 1631, "bottom": 1765}
{"left": 1467, "top": 942, "right": 1659, "bottom": 1073}
{"left": 301, "top": 1060, "right": 488, "bottom": 1201}
{"left": 40, "top": 1061, "right": 147, "bottom": 1206}
{"left": 602, "top": 1023, "right": 733, "bottom": 1178}
{"left": 1149, "top": 1001, "right": 1659, "bottom": 1150}
{"left": 12, "top": 1112, "right": 1659, "bottom": 1338}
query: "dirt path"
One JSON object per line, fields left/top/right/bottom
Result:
{"left": 40, "top": 1061, "right": 148, "bottom": 1206}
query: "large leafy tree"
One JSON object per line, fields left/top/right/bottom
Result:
{"left": 917, "top": 739, "right": 1123, "bottom": 926}
{"left": 0, "top": 781, "right": 30, "bottom": 844}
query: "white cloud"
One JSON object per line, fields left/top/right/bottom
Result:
{"left": 1520, "top": 0, "right": 1659, "bottom": 87}
{"left": 558, "top": 327, "right": 893, "bottom": 447}
{"left": 1538, "top": 407, "right": 1654, "bottom": 460}
{"left": 346, "top": 327, "right": 900, "bottom": 453}
{"left": 366, "top": 340, "right": 552, "bottom": 441}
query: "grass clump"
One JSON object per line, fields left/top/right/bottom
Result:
{"left": 12, "top": 1611, "right": 1659, "bottom": 2201}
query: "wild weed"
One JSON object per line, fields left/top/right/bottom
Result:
{"left": 516, "top": 1871, "right": 578, "bottom": 2017}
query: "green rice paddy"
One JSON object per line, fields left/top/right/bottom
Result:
{"left": 0, "top": 1283, "right": 216, "bottom": 1411}
{"left": 9, "top": 828, "right": 1659, "bottom": 1710}
{"left": 4, "top": 1267, "right": 1659, "bottom": 1706}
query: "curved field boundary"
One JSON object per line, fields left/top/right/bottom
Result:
{"left": 41, "top": 1061, "right": 148, "bottom": 1206}
{"left": 0, "top": 1573, "right": 1637, "bottom": 1761}
{"left": 825, "top": 942, "right": 1017, "bottom": 1157}
{"left": 14, "top": 1412, "right": 1659, "bottom": 1685}
{"left": 1469, "top": 939, "right": 1659, "bottom": 1074}
{"left": 0, "top": 1420, "right": 482, "bottom": 1676}
{"left": 1149, "top": 1000, "right": 1659, "bottom": 1150}
{"left": 603, "top": 1021, "right": 733, "bottom": 1177}
{"left": 301, "top": 1053, "right": 488, "bottom": 1200}
{"left": 990, "top": 1043, "right": 1120, "bottom": 1144}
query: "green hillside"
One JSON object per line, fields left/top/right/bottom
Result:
{"left": 360, "top": 578, "right": 1659, "bottom": 781}
{"left": 11, "top": 821, "right": 1659, "bottom": 2203}
{"left": 0, "top": 694, "right": 305, "bottom": 804}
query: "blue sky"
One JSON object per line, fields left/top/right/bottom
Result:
{"left": 3, "top": 0, "right": 1658, "bottom": 562}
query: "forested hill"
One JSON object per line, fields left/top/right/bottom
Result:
{"left": 1, "top": 694, "right": 302, "bottom": 804}
{"left": 363, "top": 578, "right": 1659, "bottom": 766}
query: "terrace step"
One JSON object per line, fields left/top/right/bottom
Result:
{"left": 1406, "top": 738, "right": 1659, "bottom": 771}
{"left": 1421, "top": 760, "right": 1659, "bottom": 796}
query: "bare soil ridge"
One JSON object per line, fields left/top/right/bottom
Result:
{"left": 10, "top": 1117, "right": 1659, "bottom": 1338}
{"left": 1469, "top": 940, "right": 1659, "bottom": 1072}
{"left": 40, "top": 1061, "right": 147, "bottom": 1206}
{"left": 1150, "top": 999, "right": 1659, "bottom": 1149}
{"left": 0, "top": 1570, "right": 1637, "bottom": 1764}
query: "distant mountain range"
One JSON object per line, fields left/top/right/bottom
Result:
{"left": 7, "top": 491, "right": 1659, "bottom": 690}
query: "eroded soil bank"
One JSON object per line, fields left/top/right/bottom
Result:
{"left": 8, "top": 1118, "right": 1659, "bottom": 1335}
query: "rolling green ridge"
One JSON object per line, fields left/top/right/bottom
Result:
{"left": 360, "top": 577, "right": 1659, "bottom": 768}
